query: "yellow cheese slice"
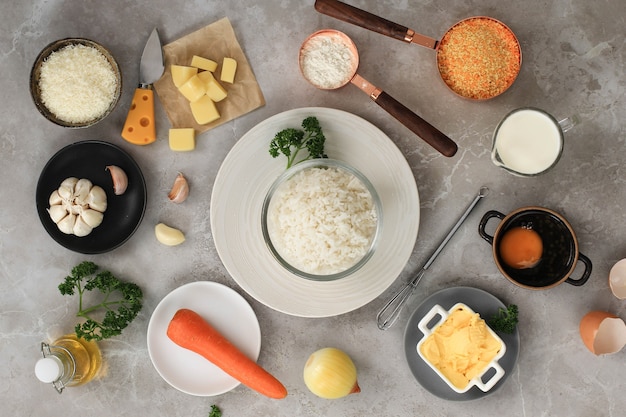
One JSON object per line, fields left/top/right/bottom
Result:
{"left": 190, "top": 95, "right": 220, "bottom": 125}
{"left": 178, "top": 75, "right": 207, "bottom": 102}
{"left": 168, "top": 128, "right": 195, "bottom": 151}
{"left": 220, "top": 57, "right": 237, "bottom": 83}
{"left": 206, "top": 78, "right": 228, "bottom": 102}
{"left": 191, "top": 55, "right": 218, "bottom": 72}
{"left": 171, "top": 65, "right": 198, "bottom": 88}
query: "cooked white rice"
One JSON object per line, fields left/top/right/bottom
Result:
{"left": 267, "top": 166, "right": 377, "bottom": 275}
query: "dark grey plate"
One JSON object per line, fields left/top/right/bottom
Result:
{"left": 36, "top": 140, "right": 146, "bottom": 254}
{"left": 403, "top": 286, "right": 520, "bottom": 401}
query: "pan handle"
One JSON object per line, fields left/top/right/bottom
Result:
{"left": 374, "top": 91, "right": 457, "bottom": 157}
{"left": 315, "top": 0, "right": 437, "bottom": 48}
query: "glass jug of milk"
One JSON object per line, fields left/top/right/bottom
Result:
{"left": 491, "top": 107, "right": 577, "bottom": 176}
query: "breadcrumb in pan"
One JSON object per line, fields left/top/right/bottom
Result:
{"left": 437, "top": 17, "right": 521, "bottom": 100}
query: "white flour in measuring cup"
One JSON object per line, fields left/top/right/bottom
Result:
{"left": 300, "top": 33, "right": 355, "bottom": 89}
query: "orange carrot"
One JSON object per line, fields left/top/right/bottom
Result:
{"left": 166, "top": 308, "right": 288, "bottom": 399}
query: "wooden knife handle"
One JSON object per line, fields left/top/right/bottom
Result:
{"left": 121, "top": 87, "right": 156, "bottom": 146}
{"left": 314, "top": 0, "right": 411, "bottom": 43}
{"left": 374, "top": 91, "right": 458, "bottom": 157}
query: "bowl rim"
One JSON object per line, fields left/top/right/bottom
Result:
{"left": 29, "top": 37, "right": 122, "bottom": 128}
{"left": 416, "top": 302, "right": 507, "bottom": 393}
{"left": 261, "top": 158, "right": 382, "bottom": 282}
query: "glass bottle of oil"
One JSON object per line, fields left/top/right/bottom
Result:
{"left": 35, "top": 333, "right": 102, "bottom": 393}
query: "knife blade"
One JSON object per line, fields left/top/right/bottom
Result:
{"left": 121, "top": 28, "right": 164, "bottom": 145}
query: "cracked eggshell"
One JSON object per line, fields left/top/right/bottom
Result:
{"left": 609, "top": 259, "right": 626, "bottom": 299}
{"left": 579, "top": 311, "right": 626, "bottom": 355}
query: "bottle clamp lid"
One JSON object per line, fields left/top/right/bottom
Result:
{"left": 35, "top": 356, "right": 62, "bottom": 383}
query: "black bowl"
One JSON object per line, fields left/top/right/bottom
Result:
{"left": 36, "top": 140, "right": 147, "bottom": 254}
{"left": 479, "top": 207, "right": 592, "bottom": 289}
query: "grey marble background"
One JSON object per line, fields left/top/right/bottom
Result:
{"left": 1, "top": 0, "right": 624, "bottom": 416}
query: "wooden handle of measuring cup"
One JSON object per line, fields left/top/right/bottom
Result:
{"left": 375, "top": 91, "right": 458, "bottom": 157}
{"left": 315, "top": 0, "right": 411, "bottom": 43}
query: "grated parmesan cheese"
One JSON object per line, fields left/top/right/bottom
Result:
{"left": 39, "top": 44, "right": 118, "bottom": 123}
{"left": 267, "top": 166, "right": 378, "bottom": 275}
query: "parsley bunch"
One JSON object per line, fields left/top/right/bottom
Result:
{"left": 488, "top": 304, "right": 519, "bottom": 334}
{"left": 58, "top": 261, "right": 143, "bottom": 341}
{"left": 269, "top": 116, "right": 327, "bottom": 169}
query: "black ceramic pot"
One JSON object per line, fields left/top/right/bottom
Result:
{"left": 478, "top": 206, "right": 592, "bottom": 289}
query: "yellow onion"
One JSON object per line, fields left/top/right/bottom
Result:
{"left": 303, "top": 347, "right": 360, "bottom": 399}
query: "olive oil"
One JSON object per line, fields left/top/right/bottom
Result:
{"left": 35, "top": 333, "right": 102, "bottom": 393}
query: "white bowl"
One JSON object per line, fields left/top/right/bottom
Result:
{"left": 416, "top": 303, "right": 506, "bottom": 393}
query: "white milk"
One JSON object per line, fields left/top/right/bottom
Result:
{"left": 492, "top": 109, "right": 563, "bottom": 175}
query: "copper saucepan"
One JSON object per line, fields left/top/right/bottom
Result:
{"left": 315, "top": 0, "right": 522, "bottom": 100}
{"left": 299, "top": 30, "right": 458, "bottom": 157}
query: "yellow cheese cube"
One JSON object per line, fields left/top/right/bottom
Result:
{"left": 220, "top": 57, "right": 237, "bottom": 83}
{"left": 178, "top": 75, "right": 207, "bottom": 102}
{"left": 197, "top": 70, "right": 215, "bottom": 86}
{"left": 171, "top": 65, "right": 198, "bottom": 88}
{"left": 190, "top": 95, "right": 220, "bottom": 125}
{"left": 191, "top": 55, "right": 218, "bottom": 72}
{"left": 168, "top": 128, "right": 196, "bottom": 151}
{"left": 206, "top": 78, "right": 228, "bottom": 102}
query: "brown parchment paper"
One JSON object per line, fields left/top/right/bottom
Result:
{"left": 154, "top": 17, "right": 265, "bottom": 132}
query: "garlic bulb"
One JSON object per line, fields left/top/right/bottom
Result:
{"left": 48, "top": 177, "right": 107, "bottom": 237}
{"left": 303, "top": 347, "right": 360, "bottom": 399}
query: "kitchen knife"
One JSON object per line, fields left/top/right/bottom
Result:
{"left": 121, "top": 28, "right": 164, "bottom": 145}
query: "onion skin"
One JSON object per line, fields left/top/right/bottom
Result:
{"left": 303, "top": 347, "right": 360, "bottom": 399}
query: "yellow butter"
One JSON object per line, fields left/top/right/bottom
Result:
{"left": 178, "top": 74, "right": 206, "bottom": 102}
{"left": 168, "top": 128, "right": 195, "bottom": 151}
{"left": 190, "top": 95, "right": 220, "bottom": 125}
{"left": 191, "top": 55, "right": 218, "bottom": 72}
{"left": 220, "top": 57, "right": 237, "bottom": 83}
{"left": 171, "top": 65, "right": 198, "bottom": 88}
{"left": 206, "top": 77, "right": 228, "bottom": 102}
{"left": 420, "top": 306, "right": 502, "bottom": 390}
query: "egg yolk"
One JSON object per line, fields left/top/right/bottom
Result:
{"left": 499, "top": 226, "right": 543, "bottom": 269}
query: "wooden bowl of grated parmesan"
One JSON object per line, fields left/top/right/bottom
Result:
{"left": 261, "top": 159, "right": 382, "bottom": 281}
{"left": 30, "top": 38, "right": 122, "bottom": 128}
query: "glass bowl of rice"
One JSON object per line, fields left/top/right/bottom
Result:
{"left": 30, "top": 38, "right": 122, "bottom": 128}
{"left": 261, "top": 159, "right": 382, "bottom": 281}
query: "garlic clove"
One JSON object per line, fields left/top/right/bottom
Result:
{"left": 57, "top": 213, "right": 77, "bottom": 234}
{"left": 73, "top": 179, "right": 93, "bottom": 205}
{"left": 81, "top": 209, "right": 104, "bottom": 228}
{"left": 49, "top": 190, "right": 63, "bottom": 206}
{"left": 58, "top": 177, "right": 79, "bottom": 200}
{"left": 87, "top": 185, "right": 107, "bottom": 212}
{"left": 155, "top": 223, "right": 186, "bottom": 246}
{"left": 60, "top": 177, "right": 79, "bottom": 189}
{"left": 48, "top": 205, "right": 68, "bottom": 223}
{"left": 106, "top": 165, "right": 128, "bottom": 195}
{"left": 58, "top": 184, "right": 74, "bottom": 200}
{"left": 73, "top": 216, "right": 93, "bottom": 237}
{"left": 168, "top": 172, "right": 189, "bottom": 204}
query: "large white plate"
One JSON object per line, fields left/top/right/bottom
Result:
{"left": 210, "top": 107, "right": 420, "bottom": 317}
{"left": 147, "top": 281, "right": 261, "bottom": 396}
